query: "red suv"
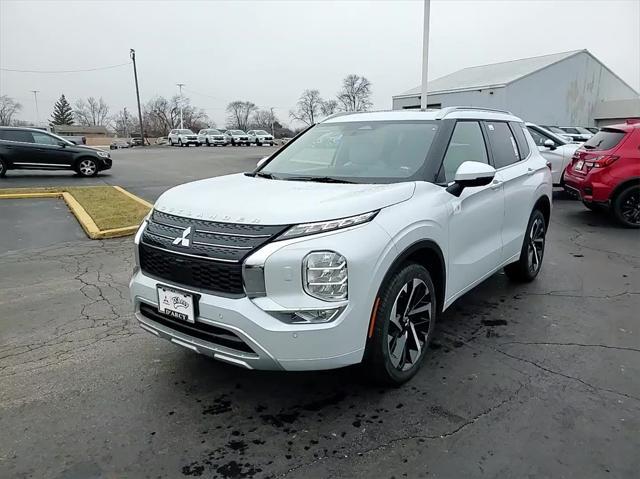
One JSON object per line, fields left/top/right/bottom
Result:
{"left": 563, "top": 120, "right": 640, "bottom": 227}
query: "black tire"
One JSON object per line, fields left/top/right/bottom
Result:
{"left": 206, "top": 139, "right": 210, "bottom": 146}
{"left": 0, "top": 158, "right": 7, "bottom": 177}
{"left": 364, "top": 263, "right": 437, "bottom": 386}
{"left": 612, "top": 184, "right": 640, "bottom": 228}
{"left": 504, "top": 209, "right": 546, "bottom": 282}
{"left": 178, "top": 139, "right": 183, "bottom": 147}
{"left": 76, "top": 158, "right": 99, "bottom": 177}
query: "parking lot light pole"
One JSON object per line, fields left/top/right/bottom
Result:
{"left": 177, "top": 83, "right": 185, "bottom": 129}
{"left": 420, "top": 0, "right": 430, "bottom": 110}
{"left": 31, "top": 90, "right": 40, "bottom": 124}
{"left": 130, "top": 49, "right": 145, "bottom": 146}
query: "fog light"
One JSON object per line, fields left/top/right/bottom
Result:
{"left": 303, "top": 251, "right": 347, "bottom": 301}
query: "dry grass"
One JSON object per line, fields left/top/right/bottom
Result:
{"left": 0, "top": 186, "right": 150, "bottom": 231}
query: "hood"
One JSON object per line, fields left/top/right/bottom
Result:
{"left": 154, "top": 173, "right": 416, "bottom": 225}
{"left": 74, "top": 145, "right": 106, "bottom": 153}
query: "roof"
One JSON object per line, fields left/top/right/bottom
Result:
{"left": 592, "top": 99, "right": 640, "bottom": 120}
{"left": 322, "top": 108, "right": 521, "bottom": 124}
{"left": 51, "top": 125, "right": 110, "bottom": 134}
{"left": 396, "top": 50, "right": 587, "bottom": 98}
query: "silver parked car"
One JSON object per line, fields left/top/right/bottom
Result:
{"left": 526, "top": 123, "right": 579, "bottom": 186}
{"left": 225, "top": 130, "right": 250, "bottom": 146}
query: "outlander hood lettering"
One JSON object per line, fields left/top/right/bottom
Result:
{"left": 172, "top": 226, "right": 192, "bottom": 247}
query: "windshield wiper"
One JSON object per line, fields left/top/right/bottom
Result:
{"left": 245, "top": 171, "right": 276, "bottom": 179}
{"left": 281, "top": 176, "right": 356, "bottom": 184}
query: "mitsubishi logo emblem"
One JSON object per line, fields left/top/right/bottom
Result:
{"left": 172, "top": 226, "right": 192, "bottom": 247}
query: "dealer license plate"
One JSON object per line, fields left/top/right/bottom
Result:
{"left": 157, "top": 286, "right": 195, "bottom": 323}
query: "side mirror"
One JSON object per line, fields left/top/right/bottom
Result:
{"left": 446, "top": 161, "right": 496, "bottom": 197}
{"left": 57, "top": 140, "right": 67, "bottom": 147}
{"left": 543, "top": 139, "right": 556, "bottom": 150}
{"left": 257, "top": 156, "right": 269, "bottom": 168}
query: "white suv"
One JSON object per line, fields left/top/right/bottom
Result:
{"left": 197, "top": 128, "right": 228, "bottom": 146}
{"left": 168, "top": 129, "right": 199, "bottom": 147}
{"left": 247, "top": 129, "right": 275, "bottom": 146}
{"left": 130, "top": 108, "right": 552, "bottom": 385}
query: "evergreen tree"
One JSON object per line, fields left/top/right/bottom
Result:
{"left": 50, "top": 94, "right": 74, "bottom": 125}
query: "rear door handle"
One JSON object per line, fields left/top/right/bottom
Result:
{"left": 526, "top": 167, "right": 536, "bottom": 176}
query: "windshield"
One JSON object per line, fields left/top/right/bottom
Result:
{"left": 255, "top": 130, "right": 269, "bottom": 135}
{"left": 230, "top": 130, "right": 245, "bottom": 135}
{"left": 180, "top": 129, "right": 194, "bottom": 134}
{"left": 260, "top": 121, "right": 439, "bottom": 183}
{"left": 546, "top": 126, "right": 567, "bottom": 135}
{"left": 582, "top": 128, "right": 626, "bottom": 151}
{"left": 528, "top": 125, "right": 568, "bottom": 145}
{"left": 208, "top": 129, "right": 221, "bottom": 134}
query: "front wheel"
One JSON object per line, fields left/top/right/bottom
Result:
{"left": 0, "top": 158, "right": 7, "bottom": 177}
{"left": 504, "top": 209, "right": 546, "bottom": 282}
{"left": 364, "top": 263, "right": 437, "bottom": 386}
{"left": 613, "top": 184, "right": 640, "bottom": 228}
{"left": 76, "top": 158, "right": 98, "bottom": 177}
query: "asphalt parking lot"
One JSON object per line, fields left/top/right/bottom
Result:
{"left": 1, "top": 146, "right": 639, "bottom": 478}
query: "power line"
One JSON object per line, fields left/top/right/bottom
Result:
{"left": 0, "top": 62, "right": 132, "bottom": 74}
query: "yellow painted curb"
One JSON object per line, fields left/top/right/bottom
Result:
{"left": 60, "top": 192, "right": 102, "bottom": 239}
{"left": 0, "top": 192, "right": 61, "bottom": 200}
{"left": 0, "top": 187, "right": 149, "bottom": 240}
{"left": 113, "top": 185, "right": 154, "bottom": 209}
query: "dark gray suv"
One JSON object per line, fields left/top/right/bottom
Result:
{"left": 0, "top": 127, "right": 112, "bottom": 178}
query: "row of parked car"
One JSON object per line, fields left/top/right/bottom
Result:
{"left": 167, "top": 128, "right": 276, "bottom": 147}
{"left": 541, "top": 125, "right": 597, "bottom": 143}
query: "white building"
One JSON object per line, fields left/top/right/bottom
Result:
{"left": 392, "top": 50, "right": 640, "bottom": 127}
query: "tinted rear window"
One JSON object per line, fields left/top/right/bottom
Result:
{"left": 0, "top": 129, "right": 34, "bottom": 142}
{"left": 583, "top": 129, "right": 626, "bottom": 151}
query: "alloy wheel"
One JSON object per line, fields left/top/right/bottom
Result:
{"left": 527, "top": 217, "right": 545, "bottom": 273}
{"left": 620, "top": 189, "right": 640, "bottom": 226}
{"left": 79, "top": 159, "right": 96, "bottom": 176}
{"left": 387, "top": 278, "right": 433, "bottom": 371}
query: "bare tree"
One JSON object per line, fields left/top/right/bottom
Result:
{"left": 320, "top": 99, "right": 338, "bottom": 116}
{"left": 289, "top": 89, "right": 323, "bottom": 126}
{"left": 250, "top": 109, "right": 278, "bottom": 131}
{"left": 0, "top": 95, "right": 22, "bottom": 126}
{"left": 337, "top": 74, "right": 372, "bottom": 112}
{"left": 143, "top": 95, "right": 209, "bottom": 135}
{"left": 226, "top": 101, "right": 257, "bottom": 131}
{"left": 74, "top": 97, "right": 110, "bottom": 126}
{"left": 112, "top": 108, "right": 138, "bottom": 137}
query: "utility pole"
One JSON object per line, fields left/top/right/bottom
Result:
{"left": 176, "top": 83, "right": 185, "bottom": 129}
{"left": 270, "top": 107, "right": 275, "bottom": 137}
{"left": 31, "top": 90, "right": 40, "bottom": 124}
{"left": 420, "top": 0, "right": 431, "bottom": 110}
{"left": 130, "top": 49, "right": 145, "bottom": 146}
{"left": 123, "top": 107, "right": 128, "bottom": 138}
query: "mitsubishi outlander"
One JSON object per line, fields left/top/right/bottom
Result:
{"left": 129, "top": 107, "right": 552, "bottom": 385}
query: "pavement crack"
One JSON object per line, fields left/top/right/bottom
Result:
{"left": 499, "top": 341, "right": 640, "bottom": 353}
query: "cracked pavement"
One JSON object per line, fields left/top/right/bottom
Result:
{"left": 1, "top": 150, "right": 639, "bottom": 478}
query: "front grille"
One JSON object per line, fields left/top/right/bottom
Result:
{"left": 140, "top": 210, "right": 288, "bottom": 295}
{"left": 139, "top": 303, "right": 256, "bottom": 354}
{"left": 140, "top": 243, "right": 244, "bottom": 295}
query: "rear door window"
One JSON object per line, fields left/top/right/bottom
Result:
{"left": 583, "top": 129, "right": 626, "bottom": 151}
{"left": 0, "top": 129, "right": 34, "bottom": 143}
{"left": 510, "top": 122, "right": 530, "bottom": 159}
{"left": 439, "top": 121, "right": 489, "bottom": 182}
{"left": 484, "top": 122, "right": 520, "bottom": 169}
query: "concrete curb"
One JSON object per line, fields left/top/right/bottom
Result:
{"left": 0, "top": 187, "right": 148, "bottom": 240}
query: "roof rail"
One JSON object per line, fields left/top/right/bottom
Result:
{"left": 435, "top": 106, "right": 513, "bottom": 119}
{"left": 320, "top": 111, "right": 360, "bottom": 122}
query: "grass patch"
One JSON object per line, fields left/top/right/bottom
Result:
{"left": 0, "top": 186, "right": 150, "bottom": 231}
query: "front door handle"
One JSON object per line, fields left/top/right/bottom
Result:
{"left": 526, "top": 167, "right": 536, "bottom": 176}
{"left": 490, "top": 179, "right": 503, "bottom": 190}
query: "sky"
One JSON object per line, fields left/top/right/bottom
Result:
{"left": 1, "top": 0, "right": 639, "bottom": 128}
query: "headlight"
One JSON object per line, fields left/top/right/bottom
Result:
{"left": 97, "top": 151, "right": 110, "bottom": 158}
{"left": 280, "top": 211, "right": 378, "bottom": 240}
{"left": 303, "top": 251, "right": 347, "bottom": 301}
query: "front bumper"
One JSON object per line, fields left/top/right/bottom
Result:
{"left": 99, "top": 157, "right": 112, "bottom": 170}
{"left": 129, "top": 220, "right": 394, "bottom": 371}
